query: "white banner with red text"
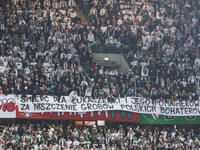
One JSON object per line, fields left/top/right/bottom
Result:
{"left": 0, "top": 95, "right": 17, "bottom": 118}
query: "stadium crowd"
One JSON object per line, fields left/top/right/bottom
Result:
{"left": 79, "top": 0, "right": 200, "bottom": 100}
{"left": 0, "top": 0, "right": 199, "bottom": 101}
{"left": 0, "top": 0, "right": 199, "bottom": 150}
{"left": 0, "top": 121, "right": 199, "bottom": 150}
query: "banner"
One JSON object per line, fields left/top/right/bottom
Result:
{"left": 1, "top": 95, "right": 200, "bottom": 116}
{"left": 139, "top": 114, "right": 200, "bottom": 124}
{"left": 16, "top": 111, "right": 139, "bottom": 122}
{"left": 17, "top": 95, "right": 200, "bottom": 116}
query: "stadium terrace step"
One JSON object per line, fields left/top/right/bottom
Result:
{"left": 75, "top": 5, "right": 89, "bottom": 25}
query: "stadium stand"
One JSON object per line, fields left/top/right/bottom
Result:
{"left": 0, "top": 0, "right": 199, "bottom": 101}
{"left": 0, "top": 0, "right": 199, "bottom": 149}
{"left": 0, "top": 120, "right": 200, "bottom": 150}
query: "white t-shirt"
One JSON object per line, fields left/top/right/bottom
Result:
{"left": 195, "top": 58, "right": 200, "bottom": 66}
{"left": 179, "top": 136, "right": 185, "bottom": 142}
{"left": 69, "top": 91, "right": 78, "bottom": 100}
{"left": 85, "top": 87, "right": 93, "bottom": 97}
{"left": 87, "top": 33, "right": 95, "bottom": 42}
{"left": 73, "top": 140, "right": 80, "bottom": 147}
{"left": 66, "top": 140, "right": 72, "bottom": 148}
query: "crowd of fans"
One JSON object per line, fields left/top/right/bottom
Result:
{"left": 79, "top": 0, "right": 200, "bottom": 100}
{"left": 0, "top": 0, "right": 199, "bottom": 101}
{"left": 0, "top": 120, "right": 199, "bottom": 150}
{"left": 0, "top": 0, "right": 200, "bottom": 150}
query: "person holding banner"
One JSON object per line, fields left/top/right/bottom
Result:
{"left": 69, "top": 91, "right": 78, "bottom": 100}
{"left": 69, "top": 91, "right": 78, "bottom": 116}
{"left": 85, "top": 84, "right": 93, "bottom": 97}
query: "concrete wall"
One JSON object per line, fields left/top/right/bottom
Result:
{"left": 93, "top": 53, "right": 130, "bottom": 73}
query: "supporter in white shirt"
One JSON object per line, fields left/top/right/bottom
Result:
{"left": 141, "top": 66, "right": 149, "bottom": 79}
{"left": 81, "top": 78, "right": 88, "bottom": 87}
{"left": 0, "top": 140, "right": 3, "bottom": 150}
{"left": 179, "top": 134, "right": 185, "bottom": 143}
{"left": 170, "top": 26, "right": 176, "bottom": 35}
{"left": 68, "top": 0, "right": 76, "bottom": 7}
{"left": 7, "top": 146, "right": 13, "bottom": 150}
{"left": 13, "top": 45, "right": 20, "bottom": 53}
{"left": 131, "top": 58, "right": 138, "bottom": 69}
{"left": 87, "top": 31, "right": 95, "bottom": 43}
{"left": 111, "top": 130, "right": 118, "bottom": 141}
{"left": 100, "top": 6, "right": 107, "bottom": 16}
{"left": 171, "top": 130, "right": 176, "bottom": 140}
{"left": 73, "top": 138, "right": 80, "bottom": 148}
{"left": 59, "top": 137, "right": 67, "bottom": 148}
{"left": 85, "top": 85, "right": 93, "bottom": 97}
{"left": 117, "top": 18, "right": 123, "bottom": 25}
{"left": 40, "top": 141, "right": 48, "bottom": 149}
{"left": 24, "top": 67, "right": 30, "bottom": 75}
{"left": 187, "top": 136, "right": 193, "bottom": 147}
{"left": 16, "top": 60, "right": 23, "bottom": 70}
{"left": 50, "top": 143, "right": 59, "bottom": 150}
{"left": 24, "top": 41, "right": 30, "bottom": 47}
{"left": 90, "top": 7, "right": 98, "bottom": 17}
{"left": 99, "top": 66, "right": 104, "bottom": 75}
{"left": 70, "top": 10, "right": 77, "bottom": 19}
{"left": 106, "top": 36, "right": 115, "bottom": 45}
{"left": 107, "top": 0, "right": 114, "bottom": 5}
{"left": 60, "top": 0, "right": 67, "bottom": 8}
{"left": 194, "top": 56, "right": 200, "bottom": 67}
{"left": 188, "top": 74, "right": 196, "bottom": 84}
{"left": 100, "top": 25, "right": 107, "bottom": 33}
{"left": 127, "top": 128, "right": 135, "bottom": 143}
{"left": 140, "top": 60, "right": 149, "bottom": 67}
{"left": 66, "top": 138, "right": 72, "bottom": 149}
{"left": 69, "top": 91, "right": 78, "bottom": 100}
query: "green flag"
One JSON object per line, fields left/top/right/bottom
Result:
{"left": 140, "top": 114, "right": 200, "bottom": 124}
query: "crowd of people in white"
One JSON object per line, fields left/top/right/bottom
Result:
{"left": 0, "top": 0, "right": 199, "bottom": 100}
{"left": 0, "top": 0, "right": 200, "bottom": 150}
{"left": 0, "top": 121, "right": 200, "bottom": 150}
